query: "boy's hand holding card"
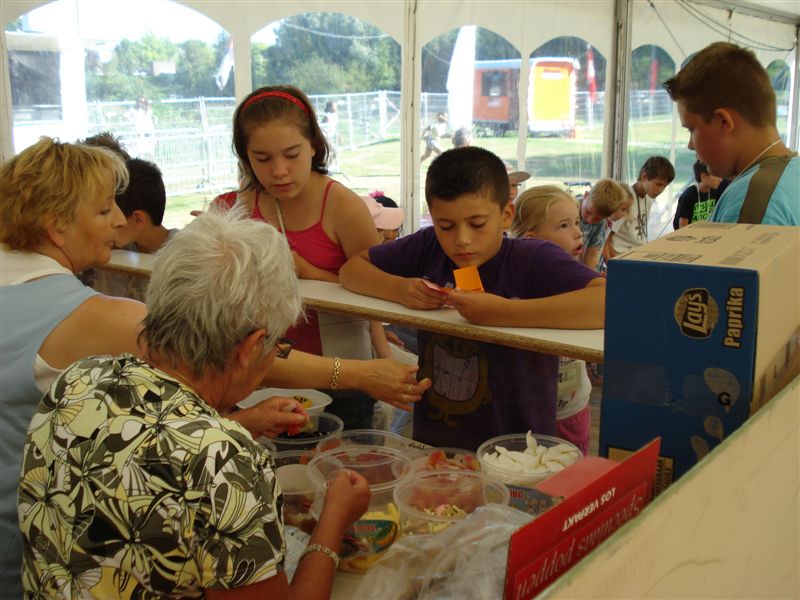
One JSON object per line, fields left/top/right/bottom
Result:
{"left": 422, "top": 278, "right": 448, "bottom": 293}
{"left": 403, "top": 277, "right": 450, "bottom": 310}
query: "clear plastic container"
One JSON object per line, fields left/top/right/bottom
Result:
{"left": 308, "top": 445, "right": 413, "bottom": 573}
{"left": 255, "top": 436, "right": 277, "bottom": 458}
{"left": 238, "top": 387, "right": 332, "bottom": 417}
{"left": 273, "top": 411, "right": 344, "bottom": 453}
{"left": 316, "top": 428, "right": 415, "bottom": 454}
{"left": 476, "top": 433, "right": 582, "bottom": 487}
{"left": 393, "top": 470, "right": 509, "bottom": 536}
{"left": 274, "top": 450, "right": 317, "bottom": 535}
{"left": 408, "top": 447, "right": 481, "bottom": 473}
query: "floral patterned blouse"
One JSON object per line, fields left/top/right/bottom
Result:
{"left": 18, "top": 354, "right": 285, "bottom": 598}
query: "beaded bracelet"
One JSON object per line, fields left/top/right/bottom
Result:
{"left": 300, "top": 543, "right": 340, "bottom": 569}
{"left": 330, "top": 356, "right": 341, "bottom": 391}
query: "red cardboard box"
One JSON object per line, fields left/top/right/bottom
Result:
{"left": 504, "top": 440, "right": 660, "bottom": 600}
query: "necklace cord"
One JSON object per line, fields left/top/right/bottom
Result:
{"left": 737, "top": 139, "right": 782, "bottom": 177}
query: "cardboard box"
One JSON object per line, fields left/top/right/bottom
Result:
{"left": 504, "top": 440, "right": 660, "bottom": 600}
{"left": 600, "top": 223, "right": 800, "bottom": 494}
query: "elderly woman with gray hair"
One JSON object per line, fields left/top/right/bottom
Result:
{"left": 18, "top": 209, "right": 371, "bottom": 599}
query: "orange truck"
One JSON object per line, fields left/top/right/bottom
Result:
{"left": 473, "top": 57, "right": 578, "bottom": 137}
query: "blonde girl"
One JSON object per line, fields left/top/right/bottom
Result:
{"left": 509, "top": 185, "right": 592, "bottom": 454}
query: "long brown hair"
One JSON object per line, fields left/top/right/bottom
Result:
{"left": 232, "top": 85, "right": 330, "bottom": 192}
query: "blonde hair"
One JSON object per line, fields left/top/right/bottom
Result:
{"left": 0, "top": 137, "right": 128, "bottom": 250}
{"left": 509, "top": 185, "right": 574, "bottom": 238}
{"left": 586, "top": 179, "right": 628, "bottom": 218}
{"left": 617, "top": 182, "right": 635, "bottom": 206}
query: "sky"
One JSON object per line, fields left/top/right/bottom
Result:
{"left": 21, "top": 0, "right": 276, "bottom": 44}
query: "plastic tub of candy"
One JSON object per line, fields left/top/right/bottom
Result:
{"left": 273, "top": 411, "right": 344, "bottom": 453}
{"left": 408, "top": 447, "right": 480, "bottom": 473}
{"left": 393, "top": 470, "right": 509, "bottom": 536}
{"left": 238, "top": 387, "right": 332, "bottom": 417}
{"left": 316, "top": 428, "right": 415, "bottom": 454}
{"left": 308, "top": 445, "right": 413, "bottom": 573}
{"left": 477, "top": 432, "right": 582, "bottom": 487}
{"left": 274, "top": 450, "right": 317, "bottom": 535}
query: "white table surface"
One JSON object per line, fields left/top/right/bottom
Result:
{"left": 103, "top": 249, "right": 604, "bottom": 362}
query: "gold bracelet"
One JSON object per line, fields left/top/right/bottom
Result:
{"left": 330, "top": 356, "right": 341, "bottom": 391}
{"left": 300, "top": 543, "right": 340, "bottom": 569}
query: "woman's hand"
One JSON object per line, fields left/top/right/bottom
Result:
{"left": 321, "top": 470, "right": 371, "bottom": 525}
{"left": 226, "top": 396, "right": 309, "bottom": 438}
{"left": 351, "top": 358, "right": 431, "bottom": 411}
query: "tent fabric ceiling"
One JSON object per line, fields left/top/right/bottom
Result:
{"left": 0, "top": 0, "right": 797, "bottom": 165}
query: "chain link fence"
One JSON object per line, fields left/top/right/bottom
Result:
{"left": 12, "top": 88, "right": 709, "bottom": 198}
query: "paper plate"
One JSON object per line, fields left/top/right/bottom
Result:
{"left": 238, "top": 388, "right": 333, "bottom": 416}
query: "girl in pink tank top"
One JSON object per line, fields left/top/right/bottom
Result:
{"left": 221, "top": 87, "right": 382, "bottom": 398}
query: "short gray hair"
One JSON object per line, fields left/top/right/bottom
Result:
{"left": 142, "top": 207, "right": 302, "bottom": 377}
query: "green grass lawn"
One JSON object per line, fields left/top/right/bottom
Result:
{"left": 164, "top": 117, "right": 697, "bottom": 228}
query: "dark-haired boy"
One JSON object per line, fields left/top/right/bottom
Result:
{"left": 340, "top": 147, "right": 605, "bottom": 450}
{"left": 607, "top": 156, "right": 675, "bottom": 257}
{"left": 114, "top": 158, "right": 177, "bottom": 253}
{"left": 81, "top": 130, "right": 132, "bottom": 160}
{"left": 93, "top": 159, "right": 177, "bottom": 301}
{"left": 665, "top": 41, "right": 798, "bottom": 225}
{"left": 672, "top": 160, "right": 728, "bottom": 229}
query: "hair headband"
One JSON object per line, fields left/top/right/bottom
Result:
{"left": 241, "top": 90, "right": 310, "bottom": 115}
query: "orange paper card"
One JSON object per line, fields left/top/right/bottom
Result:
{"left": 453, "top": 265, "right": 484, "bottom": 292}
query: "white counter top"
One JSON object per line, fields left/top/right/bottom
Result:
{"left": 103, "top": 249, "right": 604, "bottom": 362}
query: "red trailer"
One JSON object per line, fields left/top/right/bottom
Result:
{"left": 473, "top": 57, "right": 578, "bottom": 137}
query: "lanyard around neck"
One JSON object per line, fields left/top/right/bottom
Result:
{"left": 636, "top": 193, "right": 648, "bottom": 240}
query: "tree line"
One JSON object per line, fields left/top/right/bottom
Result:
{"left": 8, "top": 11, "right": 787, "bottom": 108}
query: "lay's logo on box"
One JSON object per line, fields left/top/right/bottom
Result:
{"left": 674, "top": 288, "right": 719, "bottom": 338}
{"left": 600, "top": 223, "right": 800, "bottom": 495}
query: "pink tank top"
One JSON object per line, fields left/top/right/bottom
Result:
{"left": 212, "top": 181, "right": 345, "bottom": 355}
{"left": 255, "top": 180, "right": 346, "bottom": 274}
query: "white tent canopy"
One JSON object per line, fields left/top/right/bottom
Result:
{"left": 2, "top": 0, "right": 798, "bottom": 229}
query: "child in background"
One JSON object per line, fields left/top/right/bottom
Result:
{"left": 606, "top": 156, "right": 675, "bottom": 258}
{"left": 452, "top": 127, "right": 473, "bottom": 148}
{"left": 509, "top": 186, "right": 594, "bottom": 454}
{"left": 213, "top": 85, "right": 423, "bottom": 429}
{"left": 360, "top": 193, "right": 420, "bottom": 434}
{"left": 340, "top": 147, "right": 605, "bottom": 451}
{"left": 673, "top": 159, "right": 728, "bottom": 229}
{"left": 91, "top": 158, "right": 177, "bottom": 302}
{"left": 360, "top": 193, "right": 406, "bottom": 361}
{"left": 505, "top": 162, "right": 531, "bottom": 204}
{"left": 81, "top": 131, "right": 132, "bottom": 160}
{"left": 611, "top": 182, "right": 634, "bottom": 222}
{"left": 114, "top": 158, "right": 177, "bottom": 254}
{"left": 577, "top": 179, "right": 628, "bottom": 271}
{"left": 421, "top": 112, "right": 449, "bottom": 162}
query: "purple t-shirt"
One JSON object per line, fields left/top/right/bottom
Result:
{"left": 369, "top": 227, "right": 600, "bottom": 451}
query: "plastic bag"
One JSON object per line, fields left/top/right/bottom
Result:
{"left": 354, "top": 503, "right": 533, "bottom": 600}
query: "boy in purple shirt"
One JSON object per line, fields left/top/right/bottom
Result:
{"left": 340, "top": 147, "right": 605, "bottom": 450}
